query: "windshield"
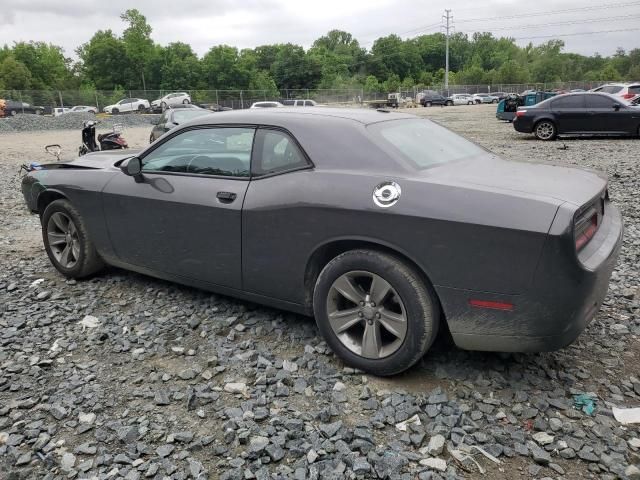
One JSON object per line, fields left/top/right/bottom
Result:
{"left": 172, "top": 109, "right": 210, "bottom": 124}
{"left": 368, "top": 119, "right": 486, "bottom": 169}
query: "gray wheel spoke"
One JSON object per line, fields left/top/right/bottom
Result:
{"left": 328, "top": 307, "right": 362, "bottom": 334}
{"left": 52, "top": 213, "right": 68, "bottom": 232}
{"left": 60, "top": 244, "right": 72, "bottom": 267}
{"left": 71, "top": 241, "right": 80, "bottom": 261}
{"left": 48, "top": 232, "right": 67, "bottom": 246}
{"left": 361, "top": 322, "right": 382, "bottom": 359}
{"left": 332, "top": 275, "right": 365, "bottom": 304}
{"left": 378, "top": 308, "right": 407, "bottom": 339}
{"left": 369, "top": 274, "right": 392, "bottom": 305}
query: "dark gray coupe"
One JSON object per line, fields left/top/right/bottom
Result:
{"left": 21, "top": 108, "right": 623, "bottom": 375}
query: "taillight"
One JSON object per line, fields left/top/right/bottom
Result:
{"left": 575, "top": 212, "right": 598, "bottom": 251}
{"left": 621, "top": 93, "right": 635, "bottom": 99}
{"left": 515, "top": 110, "right": 527, "bottom": 117}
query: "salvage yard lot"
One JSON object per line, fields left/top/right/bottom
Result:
{"left": 1, "top": 104, "right": 639, "bottom": 479}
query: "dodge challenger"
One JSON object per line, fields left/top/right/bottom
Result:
{"left": 21, "top": 108, "right": 623, "bottom": 375}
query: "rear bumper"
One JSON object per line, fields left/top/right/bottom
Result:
{"left": 513, "top": 117, "right": 534, "bottom": 133}
{"left": 440, "top": 202, "right": 623, "bottom": 352}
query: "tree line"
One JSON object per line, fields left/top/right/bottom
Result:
{"left": 1, "top": 9, "right": 639, "bottom": 96}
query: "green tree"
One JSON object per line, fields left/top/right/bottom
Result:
{"left": 271, "top": 44, "right": 322, "bottom": 90}
{"left": 0, "top": 55, "right": 32, "bottom": 89}
{"left": 120, "top": 9, "right": 154, "bottom": 89}
{"left": 77, "top": 30, "right": 129, "bottom": 90}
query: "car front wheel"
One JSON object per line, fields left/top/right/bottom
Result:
{"left": 425, "top": 101, "right": 432, "bottom": 107}
{"left": 183, "top": 99, "right": 190, "bottom": 104}
{"left": 534, "top": 120, "right": 557, "bottom": 141}
{"left": 42, "top": 200, "right": 104, "bottom": 278}
{"left": 313, "top": 249, "right": 439, "bottom": 376}
{"left": 112, "top": 108, "right": 119, "bottom": 115}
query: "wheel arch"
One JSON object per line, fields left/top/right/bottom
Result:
{"left": 303, "top": 237, "right": 443, "bottom": 317}
{"left": 37, "top": 189, "right": 68, "bottom": 217}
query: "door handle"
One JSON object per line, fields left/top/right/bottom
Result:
{"left": 216, "top": 191, "right": 237, "bottom": 203}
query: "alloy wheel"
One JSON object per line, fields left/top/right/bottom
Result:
{"left": 536, "top": 121, "right": 555, "bottom": 140}
{"left": 326, "top": 270, "right": 407, "bottom": 359}
{"left": 47, "top": 212, "right": 80, "bottom": 269}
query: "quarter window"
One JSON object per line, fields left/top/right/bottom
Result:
{"left": 552, "top": 95, "right": 584, "bottom": 108}
{"left": 142, "top": 127, "right": 255, "bottom": 177}
{"left": 253, "top": 129, "right": 309, "bottom": 176}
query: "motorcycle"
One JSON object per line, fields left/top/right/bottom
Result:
{"left": 79, "top": 120, "right": 128, "bottom": 156}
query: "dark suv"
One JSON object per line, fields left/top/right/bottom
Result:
{"left": 419, "top": 91, "right": 447, "bottom": 107}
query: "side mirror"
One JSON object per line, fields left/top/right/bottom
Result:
{"left": 120, "top": 157, "right": 144, "bottom": 182}
{"left": 613, "top": 103, "right": 621, "bottom": 111}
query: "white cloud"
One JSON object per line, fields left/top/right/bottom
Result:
{"left": 0, "top": 0, "right": 638, "bottom": 58}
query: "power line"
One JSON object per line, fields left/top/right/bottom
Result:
{"left": 466, "top": 13, "right": 640, "bottom": 32}
{"left": 509, "top": 26, "right": 640, "bottom": 41}
{"left": 455, "top": 0, "right": 640, "bottom": 23}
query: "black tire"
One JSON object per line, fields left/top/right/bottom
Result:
{"left": 468, "top": 101, "right": 473, "bottom": 105}
{"left": 138, "top": 104, "right": 145, "bottom": 112}
{"left": 425, "top": 101, "right": 432, "bottom": 107}
{"left": 492, "top": 99, "right": 498, "bottom": 103}
{"left": 182, "top": 99, "right": 190, "bottom": 104}
{"left": 446, "top": 100, "right": 453, "bottom": 106}
{"left": 35, "top": 109, "right": 43, "bottom": 115}
{"left": 313, "top": 249, "right": 440, "bottom": 376}
{"left": 10, "top": 110, "right": 17, "bottom": 116}
{"left": 534, "top": 120, "right": 557, "bottom": 141}
{"left": 41, "top": 199, "right": 104, "bottom": 279}
{"left": 112, "top": 108, "right": 119, "bottom": 115}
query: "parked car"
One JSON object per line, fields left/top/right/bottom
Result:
{"left": 489, "top": 92, "right": 509, "bottom": 100}
{"left": 446, "top": 94, "right": 474, "bottom": 106}
{"left": 69, "top": 105, "right": 98, "bottom": 114}
{"left": 149, "top": 107, "right": 212, "bottom": 143}
{"left": 103, "top": 98, "right": 150, "bottom": 114}
{"left": 151, "top": 92, "right": 191, "bottom": 112}
{"left": 570, "top": 89, "right": 586, "bottom": 93}
{"left": 21, "top": 108, "right": 622, "bottom": 375}
{"left": 472, "top": 93, "right": 499, "bottom": 104}
{"left": 513, "top": 92, "right": 640, "bottom": 140}
{"left": 198, "top": 103, "right": 233, "bottom": 112}
{"left": 281, "top": 99, "right": 319, "bottom": 106}
{"left": 250, "top": 101, "right": 284, "bottom": 108}
{"left": 419, "top": 91, "right": 447, "bottom": 107}
{"left": 1, "top": 99, "right": 44, "bottom": 116}
{"left": 590, "top": 83, "right": 640, "bottom": 100}
{"left": 53, "top": 107, "right": 72, "bottom": 117}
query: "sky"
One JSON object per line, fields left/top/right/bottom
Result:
{"left": 1, "top": 0, "right": 639, "bottom": 59}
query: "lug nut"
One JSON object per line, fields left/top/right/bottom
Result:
{"left": 376, "top": 313, "right": 381, "bottom": 318}
{"left": 358, "top": 312, "right": 363, "bottom": 317}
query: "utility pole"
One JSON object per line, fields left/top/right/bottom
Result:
{"left": 443, "top": 9, "right": 452, "bottom": 92}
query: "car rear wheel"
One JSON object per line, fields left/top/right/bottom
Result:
{"left": 42, "top": 200, "right": 104, "bottom": 278}
{"left": 534, "top": 120, "right": 557, "bottom": 141}
{"left": 313, "top": 249, "right": 439, "bottom": 376}
{"left": 492, "top": 99, "right": 498, "bottom": 103}
{"left": 446, "top": 100, "right": 453, "bottom": 106}
{"left": 138, "top": 104, "right": 146, "bottom": 112}
{"left": 182, "top": 99, "right": 190, "bottom": 104}
{"left": 425, "top": 101, "right": 432, "bottom": 107}
{"left": 10, "top": 110, "right": 17, "bottom": 116}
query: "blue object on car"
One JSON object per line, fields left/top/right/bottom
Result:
{"left": 496, "top": 91, "right": 558, "bottom": 121}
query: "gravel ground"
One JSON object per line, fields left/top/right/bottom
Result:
{"left": 1, "top": 104, "right": 639, "bottom": 480}
{"left": 0, "top": 113, "right": 161, "bottom": 133}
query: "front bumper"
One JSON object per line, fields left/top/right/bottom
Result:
{"left": 440, "top": 202, "right": 623, "bottom": 352}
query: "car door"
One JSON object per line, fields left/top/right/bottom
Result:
{"left": 585, "top": 94, "right": 630, "bottom": 133}
{"left": 550, "top": 95, "right": 588, "bottom": 133}
{"left": 242, "top": 127, "right": 314, "bottom": 302}
{"left": 102, "top": 126, "right": 255, "bottom": 289}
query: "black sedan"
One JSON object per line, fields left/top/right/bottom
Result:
{"left": 513, "top": 92, "right": 640, "bottom": 140}
{"left": 20, "top": 108, "right": 622, "bottom": 375}
{"left": 1, "top": 99, "right": 44, "bottom": 116}
{"left": 149, "top": 107, "right": 212, "bottom": 143}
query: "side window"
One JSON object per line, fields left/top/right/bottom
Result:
{"left": 552, "top": 95, "right": 584, "bottom": 108}
{"left": 142, "top": 127, "right": 255, "bottom": 177}
{"left": 304, "top": 100, "right": 314, "bottom": 106}
{"left": 602, "top": 86, "right": 622, "bottom": 94}
{"left": 254, "top": 129, "right": 310, "bottom": 176}
{"left": 585, "top": 95, "right": 616, "bottom": 108}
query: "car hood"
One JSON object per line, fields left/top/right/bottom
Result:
{"left": 54, "top": 150, "right": 141, "bottom": 169}
{"left": 426, "top": 154, "right": 607, "bottom": 207}
{"left": 104, "top": 104, "right": 116, "bottom": 110}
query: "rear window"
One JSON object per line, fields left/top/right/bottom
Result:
{"left": 369, "top": 119, "right": 486, "bottom": 169}
{"left": 601, "top": 86, "right": 623, "bottom": 94}
{"left": 629, "top": 85, "right": 640, "bottom": 94}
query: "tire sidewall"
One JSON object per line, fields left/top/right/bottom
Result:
{"left": 313, "top": 250, "right": 438, "bottom": 375}
{"left": 41, "top": 200, "right": 91, "bottom": 278}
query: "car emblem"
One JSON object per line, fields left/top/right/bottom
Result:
{"left": 373, "top": 181, "right": 402, "bottom": 208}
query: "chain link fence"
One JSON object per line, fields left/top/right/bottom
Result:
{"left": 0, "top": 81, "right": 616, "bottom": 115}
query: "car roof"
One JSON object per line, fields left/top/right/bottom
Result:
{"left": 183, "top": 107, "right": 417, "bottom": 126}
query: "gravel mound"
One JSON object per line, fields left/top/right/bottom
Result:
{"left": 0, "top": 113, "right": 161, "bottom": 133}
{"left": 1, "top": 106, "right": 639, "bottom": 479}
